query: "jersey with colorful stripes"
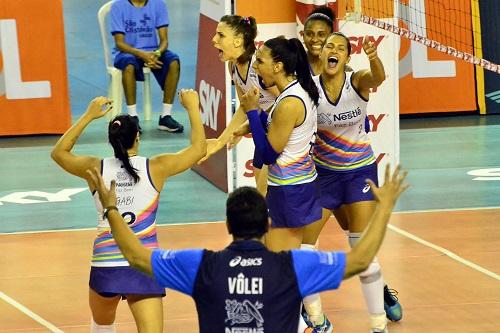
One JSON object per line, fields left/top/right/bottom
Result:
{"left": 92, "top": 156, "right": 160, "bottom": 267}
{"left": 313, "top": 73, "right": 375, "bottom": 171}
{"left": 266, "top": 80, "right": 317, "bottom": 186}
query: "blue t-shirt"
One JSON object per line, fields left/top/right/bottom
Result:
{"left": 110, "top": 0, "right": 169, "bottom": 53}
{"left": 151, "top": 241, "right": 346, "bottom": 332}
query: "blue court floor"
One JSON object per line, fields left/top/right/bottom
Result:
{"left": 1, "top": 0, "right": 500, "bottom": 233}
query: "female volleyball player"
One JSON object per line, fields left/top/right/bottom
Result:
{"left": 237, "top": 36, "right": 333, "bottom": 333}
{"left": 306, "top": 32, "right": 398, "bottom": 333}
{"left": 303, "top": 6, "right": 337, "bottom": 76}
{"left": 51, "top": 90, "right": 205, "bottom": 333}
{"left": 198, "top": 15, "right": 279, "bottom": 195}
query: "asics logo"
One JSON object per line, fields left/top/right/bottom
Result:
{"left": 229, "top": 256, "right": 263, "bottom": 267}
{"left": 362, "top": 184, "right": 371, "bottom": 193}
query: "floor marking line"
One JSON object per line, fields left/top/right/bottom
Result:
{"left": 3, "top": 206, "right": 500, "bottom": 235}
{"left": 388, "top": 224, "right": 500, "bottom": 281}
{"left": 0, "top": 291, "right": 63, "bottom": 332}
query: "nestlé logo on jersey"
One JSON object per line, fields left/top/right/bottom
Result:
{"left": 333, "top": 107, "right": 362, "bottom": 121}
{"left": 229, "top": 256, "right": 263, "bottom": 267}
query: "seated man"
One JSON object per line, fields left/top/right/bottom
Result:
{"left": 88, "top": 164, "right": 408, "bottom": 333}
{"left": 110, "top": 0, "right": 183, "bottom": 132}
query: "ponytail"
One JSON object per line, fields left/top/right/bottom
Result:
{"left": 108, "top": 116, "right": 140, "bottom": 183}
{"left": 288, "top": 38, "right": 319, "bottom": 106}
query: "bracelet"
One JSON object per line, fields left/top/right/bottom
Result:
{"left": 103, "top": 206, "right": 118, "bottom": 219}
{"left": 153, "top": 49, "right": 162, "bottom": 57}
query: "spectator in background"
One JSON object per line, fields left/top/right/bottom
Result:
{"left": 110, "top": 0, "right": 184, "bottom": 132}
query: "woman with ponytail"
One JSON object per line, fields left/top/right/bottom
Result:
{"left": 51, "top": 91, "right": 206, "bottom": 333}
{"left": 237, "top": 36, "right": 333, "bottom": 333}
{"left": 199, "top": 15, "right": 280, "bottom": 195}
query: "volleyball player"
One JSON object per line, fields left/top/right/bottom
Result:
{"left": 198, "top": 15, "right": 279, "bottom": 195}
{"left": 305, "top": 32, "right": 400, "bottom": 332}
{"left": 232, "top": 36, "right": 334, "bottom": 332}
{"left": 50, "top": 90, "right": 205, "bottom": 333}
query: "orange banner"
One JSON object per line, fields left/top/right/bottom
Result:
{"left": 0, "top": 0, "right": 70, "bottom": 136}
{"left": 398, "top": 0, "right": 476, "bottom": 114}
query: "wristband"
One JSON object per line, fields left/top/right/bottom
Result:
{"left": 153, "top": 49, "right": 162, "bottom": 57}
{"left": 103, "top": 206, "right": 118, "bottom": 219}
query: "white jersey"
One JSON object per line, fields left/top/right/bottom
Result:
{"left": 266, "top": 80, "right": 317, "bottom": 186}
{"left": 232, "top": 56, "right": 275, "bottom": 111}
{"left": 92, "top": 156, "right": 160, "bottom": 267}
{"left": 313, "top": 72, "right": 375, "bottom": 171}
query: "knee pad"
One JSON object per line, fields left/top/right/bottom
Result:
{"left": 359, "top": 258, "right": 382, "bottom": 284}
{"left": 91, "top": 319, "right": 116, "bottom": 333}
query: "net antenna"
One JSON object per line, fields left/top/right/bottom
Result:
{"left": 342, "top": 0, "right": 500, "bottom": 75}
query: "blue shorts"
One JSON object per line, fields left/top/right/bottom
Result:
{"left": 316, "top": 163, "right": 378, "bottom": 210}
{"left": 266, "top": 181, "right": 322, "bottom": 228}
{"left": 114, "top": 50, "right": 180, "bottom": 88}
{"left": 89, "top": 266, "right": 165, "bottom": 298}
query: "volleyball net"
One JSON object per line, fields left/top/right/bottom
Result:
{"left": 343, "top": 0, "right": 500, "bottom": 74}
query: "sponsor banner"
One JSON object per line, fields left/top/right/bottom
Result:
{"left": 192, "top": 3, "right": 232, "bottom": 192}
{"left": 340, "top": 20, "right": 399, "bottom": 182}
{"left": 397, "top": 0, "right": 476, "bottom": 114}
{"left": 479, "top": 1, "right": 500, "bottom": 114}
{"left": 0, "top": 0, "right": 70, "bottom": 136}
{"left": 236, "top": 0, "right": 296, "bottom": 23}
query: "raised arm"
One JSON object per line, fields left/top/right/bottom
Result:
{"left": 87, "top": 167, "right": 153, "bottom": 275}
{"left": 352, "top": 36, "right": 386, "bottom": 96}
{"left": 198, "top": 83, "right": 248, "bottom": 164}
{"left": 51, "top": 97, "right": 111, "bottom": 180}
{"left": 344, "top": 165, "right": 409, "bottom": 279}
{"left": 149, "top": 89, "right": 207, "bottom": 190}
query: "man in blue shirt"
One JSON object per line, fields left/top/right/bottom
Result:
{"left": 88, "top": 164, "right": 408, "bottom": 333}
{"left": 110, "top": 0, "right": 183, "bottom": 132}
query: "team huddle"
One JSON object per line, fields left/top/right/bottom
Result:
{"left": 51, "top": 1, "right": 407, "bottom": 332}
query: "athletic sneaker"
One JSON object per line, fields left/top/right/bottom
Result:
{"left": 384, "top": 285, "right": 402, "bottom": 322}
{"left": 158, "top": 115, "right": 184, "bottom": 133}
{"left": 301, "top": 305, "right": 313, "bottom": 328}
{"left": 301, "top": 307, "right": 333, "bottom": 333}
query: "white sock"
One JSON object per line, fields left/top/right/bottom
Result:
{"left": 161, "top": 103, "right": 172, "bottom": 117}
{"left": 301, "top": 244, "right": 324, "bottom": 326}
{"left": 370, "top": 313, "right": 388, "bottom": 332}
{"left": 91, "top": 319, "right": 116, "bottom": 333}
{"left": 126, "top": 104, "right": 138, "bottom": 117}
{"left": 349, "top": 233, "right": 385, "bottom": 317}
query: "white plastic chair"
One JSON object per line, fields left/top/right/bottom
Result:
{"left": 98, "top": 1, "right": 152, "bottom": 121}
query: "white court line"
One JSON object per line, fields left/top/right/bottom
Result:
{"left": 388, "top": 224, "right": 500, "bottom": 281}
{"left": 3, "top": 206, "right": 500, "bottom": 235}
{"left": 395, "top": 206, "right": 500, "bottom": 214}
{"left": 0, "top": 291, "right": 63, "bottom": 332}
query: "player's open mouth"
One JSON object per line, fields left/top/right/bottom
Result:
{"left": 328, "top": 56, "right": 338, "bottom": 68}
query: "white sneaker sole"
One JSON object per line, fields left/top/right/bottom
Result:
{"left": 158, "top": 125, "right": 183, "bottom": 132}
